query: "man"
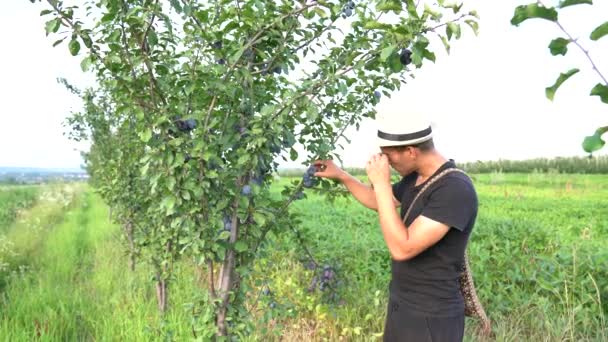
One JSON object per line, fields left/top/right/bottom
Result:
{"left": 314, "top": 112, "right": 478, "bottom": 342}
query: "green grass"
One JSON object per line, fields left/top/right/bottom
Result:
{"left": 0, "top": 186, "right": 198, "bottom": 341}
{"left": 0, "top": 174, "right": 606, "bottom": 341}
{"left": 0, "top": 185, "right": 38, "bottom": 232}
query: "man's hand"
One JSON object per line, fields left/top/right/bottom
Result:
{"left": 313, "top": 160, "right": 345, "bottom": 181}
{"left": 366, "top": 153, "right": 391, "bottom": 187}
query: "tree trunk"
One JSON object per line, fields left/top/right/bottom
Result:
{"left": 215, "top": 206, "right": 241, "bottom": 337}
{"left": 156, "top": 276, "right": 168, "bottom": 313}
{"left": 124, "top": 221, "right": 136, "bottom": 272}
{"left": 216, "top": 249, "right": 235, "bottom": 336}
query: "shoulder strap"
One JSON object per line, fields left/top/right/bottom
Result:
{"left": 402, "top": 168, "right": 468, "bottom": 224}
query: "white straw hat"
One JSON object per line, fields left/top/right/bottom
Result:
{"left": 376, "top": 110, "right": 433, "bottom": 147}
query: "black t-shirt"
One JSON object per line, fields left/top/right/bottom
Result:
{"left": 390, "top": 159, "right": 478, "bottom": 317}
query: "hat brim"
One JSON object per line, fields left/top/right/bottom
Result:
{"left": 376, "top": 126, "right": 433, "bottom": 147}
{"left": 377, "top": 135, "right": 432, "bottom": 147}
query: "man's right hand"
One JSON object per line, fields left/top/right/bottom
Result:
{"left": 313, "top": 160, "right": 346, "bottom": 181}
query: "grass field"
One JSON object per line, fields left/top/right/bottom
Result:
{"left": 0, "top": 173, "right": 606, "bottom": 341}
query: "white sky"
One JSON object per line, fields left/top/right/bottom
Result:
{"left": 1, "top": 0, "right": 606, "bottom": 169}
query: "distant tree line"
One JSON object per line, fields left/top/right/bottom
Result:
{"left": 457, "top": 156, "right": 608, "bottom": 174}
{"left": 279, "top": 156, "right": 608, "bottom": 176}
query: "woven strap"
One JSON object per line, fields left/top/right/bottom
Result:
{"left": 400, "top": 167, "right": 491, "bottom": 335}
{"left": 401, "top": 168, "right": 466, "bottom": 224}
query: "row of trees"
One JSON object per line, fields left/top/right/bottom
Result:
{"left": 37, "top": 0, "right": 477, "bottom": 338}
{"left": 457, "top": 156, "right": 608, "bottom": 174}
{"left": 280, "top": 155, "right": 608, "bottom": 176}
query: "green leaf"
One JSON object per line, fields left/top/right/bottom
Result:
{"left": 582, "top": 129, "right": 606, "bottom": 153}
{"left": 440, "top": 36, "right": 451, "bottom": 54}
{"left": 234, "top": 241, "right": 248, "bottom": 253}
{"left": 380, "top": 46, "right": 396, "bottom": 62}
{"left": 446, "top": 22, "right": 461, "bottom": 40}
{"left": 464, "top": 20, "right": 479, "bottom": 36}
{"left": 166, "top": 176, "right": 176, "bottom": 191}
{"left": 81, "top": 33, "right": 93, "bottom": 49}
{"left": 444, "top": 2, "right": 464, "bottom": 14}
{"left": 170, "top": 0, "right": 183, "bottom": 13}
{"left": 377, "top": 1, "right": 402, "bottom": 12}
{"left": 387, "top": 52, "right": 403, "bottom": 73}
{"left": 45, "top": 18, "right": 60, "bottom": 36}
{"left": 68, "top": 39, "right": 80, "bottom": 56}
{"left": 468, "top": 10, "right": 480, "bottom": 19}
{"left": 423, "top": 50, "right": 436, "bottom": 63}
{"left": 545, "top": 68, "right": 579, "bottom": 101}
{"left": 558, "top": 0, "right": 593, "bottom": 8}
{"left": 52, "top": 38, "right": 66, "bottom": 47}
{"left": 148, "top": 30, "right": 158, "bottom": 47}
{"left": 511, "top": 4, "right": 558, "bottom": 26}
{"left": 363, "top": 20, "right": 391, "bottom": 30}
{"left": 289, "top": 148, "right": 298, "bottom": 161}
{"left": 141, "top": 162, "right": 150, "bottom": 176}
{"left": 80, "top": 56, "right": 93, "bottom": 72}
{"left": 252, "top": 212, "right": 266, "bottom": 226}
{"left": 101, "top": 12, "right": 116, "bottom": 23}
{"left": 590, "top": 83, "right": 608, "bottom": 103}
{"left": 314, "top": 7, "right": 328, "bottom": 18}
{"left": 405, "top": 0, "right": 419, "bottom": 18}
{"left": 40, "top": 9, "right": 53, "bottom": 16}
{"left": 590, "top": 21, "right": 608, "bottom": 41}
{"left": 140, "top": 128, "right": 152, "bottom": 142}
{"left": 162, "top": 195, "right": 176, "bottom": 215}
{"left": 338, "top": 81, "right": 348, "bottom": 96}
{"left": 218, "top": 231, "right": 231, "bottom": 240}
{"left": 548, "top": 38, "right": 570, "bottom": 56}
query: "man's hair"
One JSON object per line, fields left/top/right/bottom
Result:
{"left": 384, "top": 138, "right": 435, "bottom": 153}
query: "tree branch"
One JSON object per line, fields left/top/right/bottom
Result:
{"left": 555, "top": 21, "right": 608, "bottom": 85}
{"left": 424, "top": 13, "right": 467, "bottom": 33}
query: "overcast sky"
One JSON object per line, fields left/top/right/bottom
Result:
{"left": 1, "top": 0, "right": 606, "bottom": 170}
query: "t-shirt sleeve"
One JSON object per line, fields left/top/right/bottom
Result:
{"left": 421, "top": 178, "right": 478, "bottom": 231}
{"left": 392, "top": 177, "right": 407, "bottom": 203}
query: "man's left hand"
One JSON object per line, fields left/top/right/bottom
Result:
{"left": 366, "top": 153, "right": 391, "bottom": 187}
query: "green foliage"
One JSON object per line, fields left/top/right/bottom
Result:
{"left": 546, "top": 68, "right": 579, "bottom": 100}
{"left": 590, "top": 21, "right": 608, "bottom": 41}
{"left": 511, "top": 2, "right": 607, "bottom": 154}
{"left": 0, "top": 187, "right": 38, "bottom": 232}
{"left": 558, "top": 0, "right": 593, "bottom": 9}
{"left": 590, "top": 83, "right": 608, "bottom": 103}
{"left": 511, "top": 4, "right": 558, "bottom": 26}
{"left": 548, "top": 37, "right": 570, "bottom": 56}
{"left": 583, "top": 127, "right": 608, "bottom": 153}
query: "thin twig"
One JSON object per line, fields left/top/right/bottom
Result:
{"left": 140, "top": 0, "right": 159, "bottom": 51}
{"left": 554, "top": 20, "right": 608, "bottom": 85}
{"left": 424, "top": 13, "right": 467, "bottom": 33}
{"left": 530, "top": 0, "right": 608, "bottom": 85}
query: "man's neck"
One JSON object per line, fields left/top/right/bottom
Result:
{"left": 414, "top": 152, "right": 448, "bottom": 183}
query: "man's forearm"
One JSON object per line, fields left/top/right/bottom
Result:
{"left": 339, "top": 172, "right": 378, "bottom": 210}
{"left": 374, "top": 182, "right": 410, "bottom": 259}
